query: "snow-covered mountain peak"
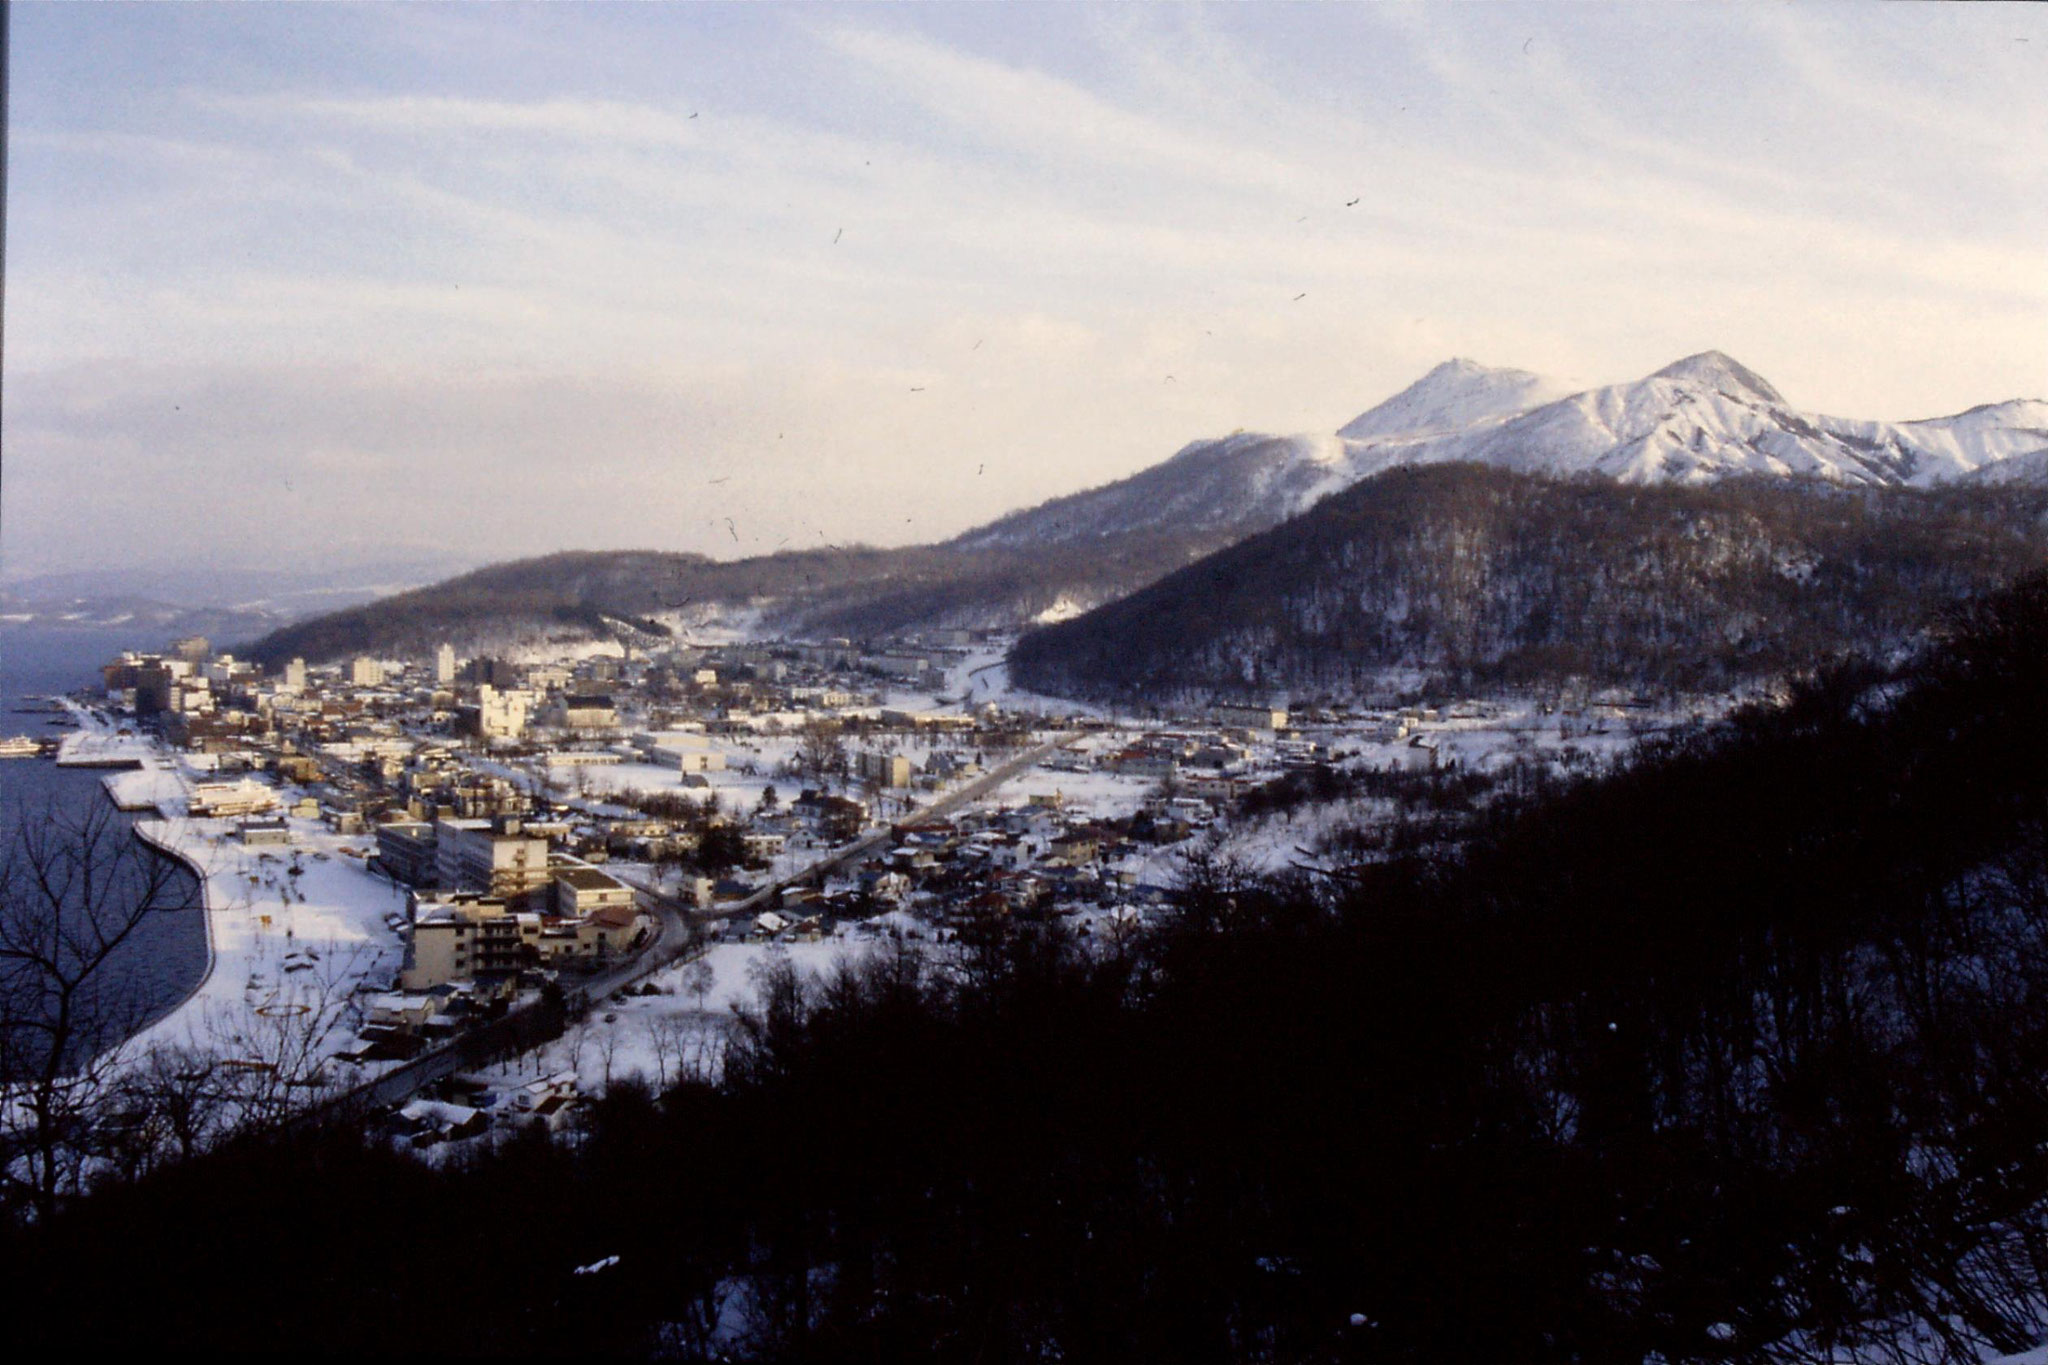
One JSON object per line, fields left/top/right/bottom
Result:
{"left": 1333, "top": 351, "right": 2048, "bottom": 490}
{"left": 1337, "top": 358, "right": 1576, "bottom": 443}
{"left": 1649, "top": 351, "right": 1786, "bottom": 406}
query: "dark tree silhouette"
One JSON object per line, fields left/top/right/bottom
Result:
{"left": 0, "top": 798, "right": 202, "bottom": 1224}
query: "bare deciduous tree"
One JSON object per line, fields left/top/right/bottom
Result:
{"left": 597, "top": 1018, "right": 622, "bottom": 1089}
{"left": 649, "top": 1012, "right": 689, "bottom": 1090}
{"left": 0, "top": 798, "right": 203, "bottom": 1223}
{"left": 681, "top": 957, "right": 716, "bottom": 1013}
{"left": 797, "top": 719, "right": 847, "bottom": 787}
{"left": 199, "top": 942, "right": 374, "bottom": 1130}
{"left": 122, "top": 1042, "right": 228, "bottom": 1168}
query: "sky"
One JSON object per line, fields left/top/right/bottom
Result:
{"left": 5, "top": 1, "right": 2046, "bottom": 583}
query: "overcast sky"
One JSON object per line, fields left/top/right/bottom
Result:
{"left": 5, "top": 2, "right": 2045, "bottom": 581}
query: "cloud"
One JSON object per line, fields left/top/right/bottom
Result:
{"left": 202, "top": 91, "right": 715, "bottom": 149}
{"left": 5, "top": 3, "right": 2045, "bottom": 578}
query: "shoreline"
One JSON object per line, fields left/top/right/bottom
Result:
{"left": 50, "top": 702, "right": 238, "bottom": 1061}
{"left": 58, "top": 699, "right": 221, "bottom": 1050}
{"left": 125, "top": 812, "right": 220, "bottom": 1047}
{"left": 74, "top": 701, "right": 410, "bottom": 1071}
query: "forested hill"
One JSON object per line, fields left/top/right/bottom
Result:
{"left": 239, "top": 528, "right": 1247, "bottom": 667}
{"left": 1008, "top": 464, "right": 2048, "bottom": 701}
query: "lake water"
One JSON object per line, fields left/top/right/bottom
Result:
{"left": 0, "top": 627, "right": 210, "bottom": 1056}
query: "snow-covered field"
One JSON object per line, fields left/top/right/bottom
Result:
{"left": 121, "top": 811, "right": 407, "bottom": 1073}
{"left": 982, "top": 759, "right": 1159, "bottom": 821}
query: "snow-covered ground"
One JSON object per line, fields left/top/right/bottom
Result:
{"left": 472, "top": 937, "right": 875, "bottom": 1094}
{"left": 985, "top": 759, "right": 1159, "bottom": 821}
{"left": 121, "top": 811, "right": 407, "bottom": 1074}
{"left": 58, "top": 706, "right": 407, "bottom": 1086}
{"left": 948, "top": 647, "right": 1111, "bottom": 719}
{"left": 651, "top": 602, "right": 768, "bottom": 648}
{"left": 569, "top": 758, "right": 777, "bottom": 808}
{"left": 103, "top": 762, "right": 190, "bottom": 811}
{"left": 501, "top": 637, "right": 625, "bottom": 667}
{"left": 53, "top": 709, "right": 160, "bottom": 770}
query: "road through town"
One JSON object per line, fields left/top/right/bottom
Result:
{"left": 331, "top": 732, "right": 1077, "bottom": 1115}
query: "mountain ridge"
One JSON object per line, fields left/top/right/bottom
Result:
{"left": 952, "top": 351, "right": 2048, "bottom": 554}
{"left": 241, "top": 352, "right": 2048, "bottom": 664}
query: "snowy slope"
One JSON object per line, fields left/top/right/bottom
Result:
{"left": 956, "top": 359, "right": 1569, "bottom": 550}
{"left": 247, "top": 351, "right": 2048, "bottom": 659}
{"left": 950, "top": 430, "right": 1353, "bottom": 549}
{"left": 1966, "top": 442, "right": 2048, "bottom": 485}
{"left": 1336, "top": 357, "right": 1580, "bottom": 442}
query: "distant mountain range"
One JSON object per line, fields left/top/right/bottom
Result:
{"left": 961, "top": 351, "right": 2048, "bottom": 553}
{"left": 241, "top": 352, "right": 2048, "bottom": 672}
{"left": 1, "top": 556, "right": 478, "bottom": 650}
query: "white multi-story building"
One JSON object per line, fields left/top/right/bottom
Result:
{"left": 188, "top": 779, "right": 280, "bottom": 818}
{"left": 433, "top": 818, "right": 552, "bottom": 899}
{"left": 434, "top": 643, "right": 456, "bottom": 685}
{"left": 856, "top": 751, "right": 914, "bottom": 788}
{"left": 476, "top": 684, "right": 532, "bottom": 739}
{"left": 401, "top": 893, "right": 525, "bottom": 990}
{"left": 1210, "top": 703, "right": 1288, "bottom": 732}
{"left": 636, "top": 730, "right": 725, "bottom": 771}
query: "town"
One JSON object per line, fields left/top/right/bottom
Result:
{"left": 69, "top": 626, "right": 1720, "bottom": 1148}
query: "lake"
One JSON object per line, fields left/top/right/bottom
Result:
{"left": 0, "top": 627, "right": 210, "bottom": 1058}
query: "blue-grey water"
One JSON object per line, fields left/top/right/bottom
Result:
{"left": 0, "top": 627, "right": 209, "bottom": 1057}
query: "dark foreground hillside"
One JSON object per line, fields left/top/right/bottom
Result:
{"left": 12, "top": 575, "right": 2048, "bottom": 1360}
{"left": 1011, "top": 465, "right": 2048, "bottom": 701}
